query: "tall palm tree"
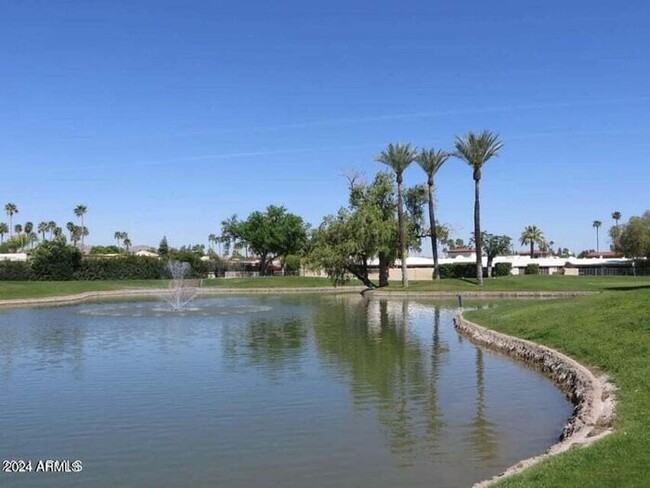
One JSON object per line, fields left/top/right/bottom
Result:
{"left": 520, "top": 225, "right": 544, "bottom": 258}
{"left": 23, "top": 222, "right": 33, "bottom": 253}
{"left": 4, "top": 203, "right": 18, "bottom": 237}
{"left": 47, "top": 221, "right": 57, "bottom": 239}
{"left": 611, "top": 211, "right": 621, "bottom": 228}
{"left": 376, "top": 143, "right": 418, "bottom": 287}
{"left": 454, "top": 131, "right": 504, "bottom": 285}
{"left": 593, "top": 220, "right": 602, "bottom": 251}
{"left": 66, "top": 222, "right": 76, "bottom": 242}
{"left": 38, "top": 222, "right": 48, "bottom": 240}
{"left": 0, "top": 223, "right": 7, "bottom": 242}
{"left": 114, "top": 231, "right": 124, "bottom": 248}
{"left": 416, "top": 148, "right": 451, "bottom": 280}
{"left": 74, "top": 204, "right": 88, "bottom": 248}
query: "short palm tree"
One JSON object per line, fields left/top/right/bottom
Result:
{"left": 4, "top": 203, "right": 18, "bottom": 238}
{"left": 520, "top": 225, "right": 544, "bottom": 258}
{"left": 0, "top": 223, "right": 7, "bottom": 242}
{"left": 593, "top": 220, "right": 602, "bottom": 251}
{"left": 611, "top": 211, "right": 621, "bottom": 228}
{"left": 123, "top": 238, "right": 132, "bottom": 254}
{"left": 454, "top": 131, "right": 504, "bottom": 285}
{"left": 208, "top": 233, "right": 216, "bottom": 251}
{"left": 376, "top": 143, "right": 418, "bottom": 287}
{"left": 74, "top": 204, "right": 88, "bottom": 248}
{"left": 416, "top": 148, "right": 451, "bottom": 280}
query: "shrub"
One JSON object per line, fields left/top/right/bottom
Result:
{"left": 74, "top": 256, "right": 166, "bottom": 280}
{"left": 31, "top": 240, "right": 82, "bottom": 280}
{"left": 525, "top": 263, "right": 540, "bottom": 275}
{"left": 494, "top": 262, "right": 513, "bottom": 277}
{"left": 439, "top": 263, "right": 479, "bottom": 279}
{"left": 284, "top": 255, "right": 301, "bottom": 276}
{"left": 0, "top": 261, "right": 32, "bottom": 280}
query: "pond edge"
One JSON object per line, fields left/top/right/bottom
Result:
{"left": 454, "top": 311, "right": 616, "bottom": 487}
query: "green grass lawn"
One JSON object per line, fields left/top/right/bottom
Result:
{"left": 465, "top": 290, "right": 650, "bottom": 487}
{"left": 1, "top": 275, "right": 650, "bottom": 300}
{"left": 391, "top": 275, "right": 650, "bottom": 292}
{"left": 0, "top": 280, "right": 166, "bottom": 300}
{"left": 201, "top": 276, "right": 348, "bottom": 288}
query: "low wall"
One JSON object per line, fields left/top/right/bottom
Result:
{"left": 454, "top": 313, "right": 616, "bottom": 487}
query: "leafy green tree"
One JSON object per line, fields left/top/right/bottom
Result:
{"left": 74, "top": 204, "right": 88, "bottom": 247}
{"left": 593, "top": 220, "right": 602, "bottom": 251}
{"left": 308, "top": 209, "right": 376, "bottom": 288}
{"left": 416, "top": 148, "right": 451, "bottom": 279}
{"left": 0, "top": 222, "right": 7, "bottom": 243}
{"left": 520, "top": 225, "right": 544, "bottom": 258}
{"left": 4, "top": 203, "right": 18, "bottom": 237}
{"left": 376, "top": 143, "right": 418, "bottom": 287}
{"left": 454, "top": 132, "right": 503, "bottom": 285}
{"left": 619, "top": 213, "right": 650, "bottom": 259}
{"left": 221, "top": 205, "right": 308, "bottom": 276}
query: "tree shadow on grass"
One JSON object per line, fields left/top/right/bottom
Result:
{"left": 605, "top": 285, "right": 650, "bottom": 291}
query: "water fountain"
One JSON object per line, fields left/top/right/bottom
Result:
{"left": 159, "top": 261, "right": 198, "bottom": 312}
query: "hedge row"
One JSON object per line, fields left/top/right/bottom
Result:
{"left": 0, "top": 244, "right": 213, "bottom": 281}
{"left": 436, "top": 262, "right": 512, "bottom": 279}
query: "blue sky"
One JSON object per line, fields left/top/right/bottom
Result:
{"left": 1, "top": 0, "right": 649, "bottom": 253}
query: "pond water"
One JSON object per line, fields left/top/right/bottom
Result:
{"left": 0, "top": 295, "right": 571, "bottom": 487}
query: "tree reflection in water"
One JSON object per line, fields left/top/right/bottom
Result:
{"left": 466, "top": 347, "right": 499, "bottom": 463}
{"left": 313, "top": 296, "right": 446, "bottom": 461}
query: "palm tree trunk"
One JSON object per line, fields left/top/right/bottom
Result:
{"left": 473, "top": 178, "right": 483, "bottom": 285}
{"left": 596, "top": 228, "right": 599, "bottom": 252}
{"left": 530, "top": 242, "right": 534, "bottom": 258}
{"left": 427, "top": 181, "right": 440, "bottom": 280}
{"left": 397, "top": 178, "right": 408, "bottom": 288}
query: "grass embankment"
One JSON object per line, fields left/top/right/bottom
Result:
{"left": 390, "top": 275, "right": 650, "bottom": 292}
{"left": 0, "top": 280, "right": 166, "bottom": 300}
{"left": 465, "top": 290, "right": 650, "bottom": 487}
{"left": 0, "top": 277, "right": 343, "bottom": 300}
{"left": 1, "top": 275, "right": 650, "bottom": 301}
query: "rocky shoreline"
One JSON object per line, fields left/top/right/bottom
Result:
{"left": 454, "top": 312, "right": 616, "bottom": 487}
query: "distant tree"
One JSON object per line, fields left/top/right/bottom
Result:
{"left": 14, "top": 224, "right": 22, "bottom": 236}
{"left": 74, "top": 204, "right": 88, "bottom": 248}
{"left": 208, "top": 233, "right": 217, "bottom": 251}
{"left": 38, "top": 221, "right": 48, "bottom": 241}
{"left": 66, "top": 222, "right": 76, "bottom": 241}
{"left": 47, "top": 221, "right": 57, "bottom": 239}
{"left": 221, "top": 205, "right": 308, "bottom": 276}
{"left": 123, "top": 238, "right": 132, "bottom": 254}
{"left": 0, "top": 222, "right": 7, "bottom": 242}
{"left": 611, "top": 211, "right": 622, "bottom": 227}
{"left": 520, "top": 225, "right": 544, "bottom": 258}
{"left": 4, "top": 203, "right": 18, "bottom": 237}
{"left": 158, "top": 236, "right": 170, "bottom": 257}
{"left": 480, "top": 233, "right": 512, "bottom": 278}
{"left": 416, "top": 148, "right": 451, "bottom": 280}
{"left": 454, "top": 131, "right": 504, "bottom": 285}
{"left": 593, "top": 220, "right": 602, "bottom": 251}
{"left": 619, "top": 213, "right": 650, "bottom": 259}
{"left": 376, "top": 143, "right": 418, "bottom": 287}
